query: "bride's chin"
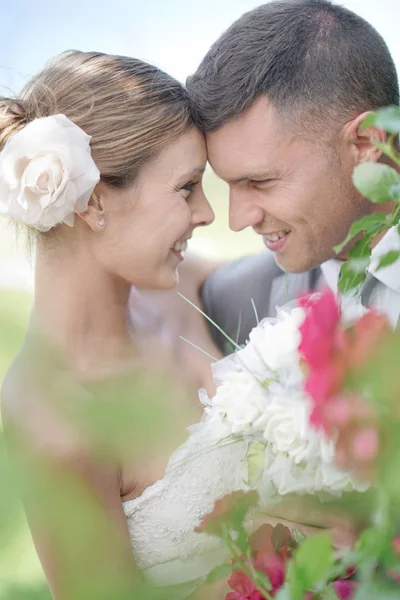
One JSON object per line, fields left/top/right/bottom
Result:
{"left": 156, "top": 266, "right": 180, "bottom": 291}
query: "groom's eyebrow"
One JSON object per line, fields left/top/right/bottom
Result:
{"left": 228, "top": 169, "right": 280, "bottom": 184}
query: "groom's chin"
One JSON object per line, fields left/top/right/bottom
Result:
{"left": 273, "top": 251, "right": 318, "bottom": 274}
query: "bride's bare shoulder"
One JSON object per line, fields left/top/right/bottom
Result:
{"left": 1, "top": 350, "right": 88, "bottom": 461}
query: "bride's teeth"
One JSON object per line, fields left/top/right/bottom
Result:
{"left": 172, "top": 239, "right": 188, "bottom": 252}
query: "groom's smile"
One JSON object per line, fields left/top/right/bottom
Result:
{"left": 262, "top": 229, "right": 291, "bottom": 253}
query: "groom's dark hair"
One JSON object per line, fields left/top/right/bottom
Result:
{"left": 186, "top": 0, "right": 399, "bottom": 136}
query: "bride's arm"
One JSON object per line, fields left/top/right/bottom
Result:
{"left": 1, "top": 384, "right": 139, "bottom": 600}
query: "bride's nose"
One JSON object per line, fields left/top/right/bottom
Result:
{"left": 190, "top": 187, "right": 215, "bottom": 228}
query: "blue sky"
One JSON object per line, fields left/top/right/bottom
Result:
{"left": 0, "top": 0, "right": 399, "bottom": 94}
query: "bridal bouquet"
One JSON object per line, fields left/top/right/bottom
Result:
{"left": 198, "top": 296, "right": 367, "bottom": 506}
{"left": 195, "top": 289, "right": 400, "bottom": 600}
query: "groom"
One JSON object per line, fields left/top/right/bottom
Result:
{"left": 183, "top": 0, "right": 400, "bottom": 352}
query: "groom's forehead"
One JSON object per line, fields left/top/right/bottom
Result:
{"left": 206, "top": 130, "right": 290, "bottom": 182}
{"left": 205, "top": 96, "right": 292, "bottom": 176}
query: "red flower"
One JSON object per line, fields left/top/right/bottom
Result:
{"left": 226, "top": 550, "right": 287, "bottom": 600}
{"left": 332, "top": 578, "right": 357, "bottom": 599}
{"left": 299, "top": 290, "right": 345, "bottom": 428}
{"left": 298, "top": 290, "right": 390, "bottom": 435}
{"left": 226, "top": 568, "right": 264, "bottom": 600}
{"left": 254, "top": 551, "right": 286, "bottom": 591}
{"left": 299, "top": 289, "right": 340, "bottom": 369}
{"left": 392, "top": 534, "right": 400, "bottom": 555}
{"left": 343, "top": 311, "right": 391, "bottom": 369}
{"left": 305, "top": 361, "right": 345, "bottom": 407}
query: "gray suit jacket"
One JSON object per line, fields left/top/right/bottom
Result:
{"left": 201, "top": 251, "right": 324, "bottom": 354}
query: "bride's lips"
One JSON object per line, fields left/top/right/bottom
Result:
{"left": 170, "top": 238, "right": 190, "bottom": 262}
{"left": 262, "top": 231, "right": 290, "bottom": 252}
{"left": 171, "top": 249, "right": 185, "bottom": 262}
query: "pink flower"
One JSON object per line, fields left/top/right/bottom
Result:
{"left": 299, "top": 289, "right": 340, "bottom": 369}
{"left": 298, "top": 290, "right": 390, "bottom": 436}
{"left": 226, "top": 547, "right": 288, "bottom": 599}
{"left": 343, "top": 311, "right": 391, "bottom": 369}
{"left": 226, "top": 569, "right": 264, "bottom": 600}
{"left": 299, "top": 290, "right": 345, "bottom": 428}
{"left": 332, "top": 578, "right": 357, "bottom": 599}
{"left": 305, "top": 362, "right": 345, "bottom": 408}
{"left": 392, "top": 535, "right": 400, "bottom": 555}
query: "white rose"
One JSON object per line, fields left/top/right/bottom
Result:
{"left": 248, "top": 308, "right": 305, "bottom": 372}
{"left": 212, "top": 370, "right": 266, "bottom": 434}
{"left": 259, "top": 394, "right": 319, "bottom": 464}
{"left": 235, "top": 341, "right": 272, "bottom": 382}
{"left": 0, "top": 114, "right": 100, "bottom": 231}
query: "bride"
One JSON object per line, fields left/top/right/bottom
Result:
{"left": 0, "top": 51, "right": 355, "bottom": 600}
{"left": 0, "top": 50, "right": 238, "bottom": 600}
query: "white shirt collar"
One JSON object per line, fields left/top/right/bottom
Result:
{"left": 369, "top": 226, "right": 400, "bottom": 293}
{"left": 321, "top": 226, "right": 400, "bottom": 294}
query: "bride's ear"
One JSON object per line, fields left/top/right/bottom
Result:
{"left": 344, "top": 111, "right": 386, "bottom": 165}
{"left": 77, "top": 182, "right": 106, "bottom": 232}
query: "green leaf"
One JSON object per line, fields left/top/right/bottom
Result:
{"left": 338, "top": 262, "right": 367, "bottom": 295}
{"left": 274, "top": 586, "right": 292, "bottom": 600}
{"left": 333, "top": 212, "right": 387, "bottom": 254}
{"left": 375, "top": 106, "right": 400, "bottom": 134}
{"left": 390, "top": 181, "right": 400, "bottom": 201}
{"left": 285, "top": 560, "right": 307, "bottom": 600}
{"left": 360, "top": 107, "right": 400, "bottom": 134}
{"left": 353, "top": 162, "right": 400, "bottom": 203}
{"left": 376, "top": 250, "right": 400, "bottom": 271}
{"left": 293, "top": 532, "right": 334, "bottom": 590}
{"left": 352, "top": 582, "right": 400, "bottom": 600}
{"left": 338, "top": 237, "right": 372, "bottom": 295}
{"left": 246, "top": 442, "right": 266, "bottom": 486}
{"left": 206, "top": 562, "right": 235, "bottom": 583}
{"left": 359, "top": 112, "right": 378, "bottom": 130}
{"left": 254, "top": 568, "right": 273, "bottom": 591}
{"left": 356, "top": 527, "right": 386, "bottom": 563}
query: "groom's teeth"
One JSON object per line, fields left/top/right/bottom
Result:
{"left": 172, "top": 240, "right": 188, "bottom": 252}
{"left": 265, "top": 230, "right": 288, "bottom": 242}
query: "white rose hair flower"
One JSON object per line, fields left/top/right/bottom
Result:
{"left": 0, "top": 114, "right": 100, "bottom": 232}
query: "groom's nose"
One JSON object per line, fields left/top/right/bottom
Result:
{"left": 229, "top": 188, "right": 265, "bottom": 232}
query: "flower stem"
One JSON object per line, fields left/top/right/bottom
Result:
{"left": 222, "top": 526, "right": 274, "bottom": 600}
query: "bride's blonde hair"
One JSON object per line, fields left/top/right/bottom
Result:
{"left": 0, "top": 50, "right": 193, "bottom": 187}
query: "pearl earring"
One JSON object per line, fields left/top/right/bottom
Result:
{"left": 98, "top": 219, "right": 105, "bottom": 228}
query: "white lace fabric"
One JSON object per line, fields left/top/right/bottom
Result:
{"left": 123, "top": 418, "right": 249, "bottom": 587}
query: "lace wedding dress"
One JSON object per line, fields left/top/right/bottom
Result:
{"left": 123, "top": 416, "right": 250, "bottom": 597}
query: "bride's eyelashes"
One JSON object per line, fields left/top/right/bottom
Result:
{"left": 179, "top": 180, "right": 201, "bottom": 197}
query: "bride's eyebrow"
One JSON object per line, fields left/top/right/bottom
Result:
{"left": 228, "top": 169, "right": 281, "bottom": 184}
{"left": 178, "top": 166, "right": 206, "bottom": 180}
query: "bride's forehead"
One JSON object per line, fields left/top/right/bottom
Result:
{"left": 139, "top": 132, "right": 206, "bottom": 176}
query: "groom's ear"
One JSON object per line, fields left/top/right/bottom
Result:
{"left": 77, "top": 182, "right": 106, "bottom": 232}
{"left": 344, "top": 111, "right": 386, "bottom": 165}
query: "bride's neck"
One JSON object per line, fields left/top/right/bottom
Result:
{"left": 31, "top": 245, "right": 135, "bottom": 374}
